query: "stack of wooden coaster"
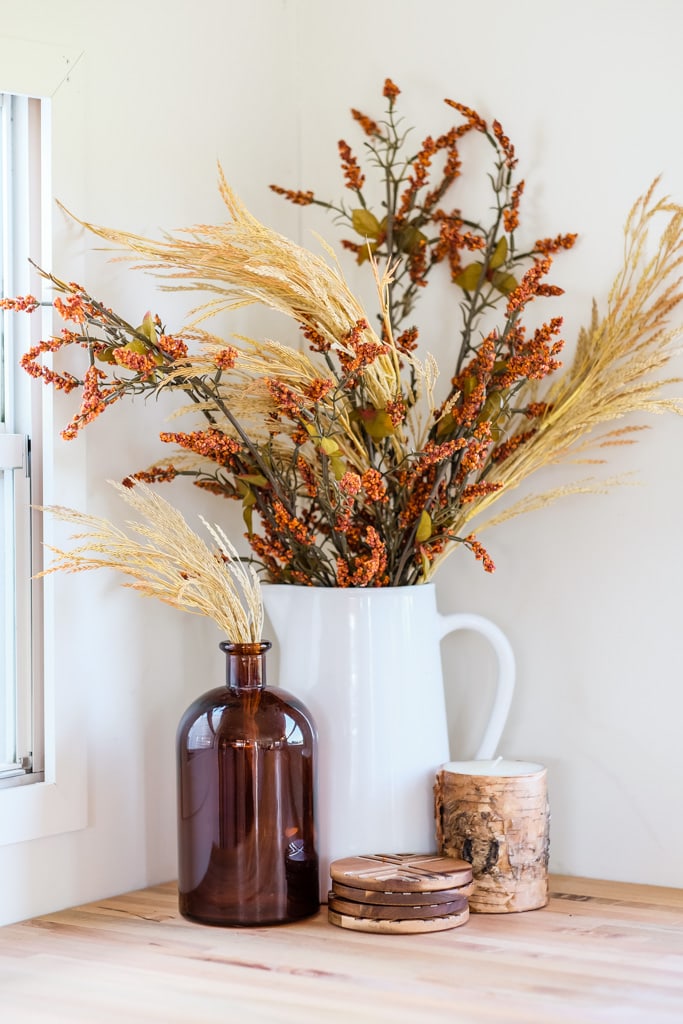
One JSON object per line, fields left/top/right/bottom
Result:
{"left": 327, "top": 853, "right": 473, "bottom": 934}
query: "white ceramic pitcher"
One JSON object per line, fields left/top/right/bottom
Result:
{"left": 262, "top": 583, "right": 515, "bottom": 894}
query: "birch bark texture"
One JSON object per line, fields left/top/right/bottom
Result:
{"left": 434, "top": 762, "right": 550, "bottom": 913}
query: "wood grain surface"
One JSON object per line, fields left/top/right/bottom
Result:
{"left": 329, "top": 879, "right": 474, "bottom": 905}
{"left": 0, "top": 875, "right": 682, "bottom": 1023}
{"left": 329, "top": 853, "right": 472, "bottom": 891}
{"left": 327, "top": 891, "right": 468, "bottom": 920}
{"left": 327, "top": 905, "right": 470, "bottom": 934}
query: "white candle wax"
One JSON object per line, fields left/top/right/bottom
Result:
{"left": 442, "top": 758, "right": 544, "bottom": 777}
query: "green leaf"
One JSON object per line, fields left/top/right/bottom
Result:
{"left": 398, "top": 224, "right": 427, "bottom": 254}
{"left": 238, "top": 473, "right": 269, "bottom": 487}
{"left": 454, "top": 262, "right": 484, "bottom": 291}
{"left": 319, "top": 436, "right": 340, "bottom": 456}
{"left": 330, "top": 455, "right": 347, "bottom": 480}
{"left": 353, "top": 407, "right": 394, "bottom": 440}
{"left": 241, "top": 488, "right": 256, "bottom": 535}
{"left": 366, "top": 411, "right": 394, "bottom": 441}
{"left": 351, "top": 208, "right": 381, "bottom": 239}
{"left": 480, "top": 391, "right": 503, "bottom": 422}
{"left": 492, "top": 270, "right": 518, "bottom": 295}
{"left": 489, "top": 236, "right": 508, "bottom": 270}
{"left": 416, "top": 510, "right": 432, "bottom": 543}
{"left": 376, "top": 412, "right": 395, "bottom": 438}
{"left": 435, "top": 412, "right": 454, "bottom": 439}
{"left": 136, "top": 311, "right": 157, "bottom": 345}
{"left": 124, "top": 339, "right": 149, "bottom": 355}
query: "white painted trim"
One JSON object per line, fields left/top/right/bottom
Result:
{"left": 0, "top": 35, "right": 88, "bottom": 847}
{"left": 0, "top": 37, "right": 81, "bottom": 100}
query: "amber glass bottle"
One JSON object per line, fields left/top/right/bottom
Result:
{"left": 176, "top": 641, "right": 319, "bottom": 926}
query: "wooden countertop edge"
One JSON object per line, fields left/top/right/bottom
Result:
{"left": 81, "top": 872, "right": 683, "bottom": 920}
{"left": 4, "top": 872, "right": 681, "bottom": 933}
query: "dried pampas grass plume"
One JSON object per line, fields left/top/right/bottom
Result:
{"left": 58, "top": 165, "right": 401, "bottom": 409}
{"left": 448, "top": 182, "right": 683, "bottom": 543}
{"left": 40, "top": 483, "right": 263, "bottom": 642}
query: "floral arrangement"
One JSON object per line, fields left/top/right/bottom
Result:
{"left": 3, "top": 78, "right": 683, "bottom": 588}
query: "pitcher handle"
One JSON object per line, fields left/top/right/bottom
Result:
{"left": 437, "top": 612, "right": 515, "bottom": 759}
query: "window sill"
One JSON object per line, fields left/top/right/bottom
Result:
{"left": 0, "top": 770, "right": 44, "bottom": 791}
{"left": 0, "top": 783, "right": 86, "bottom": 846}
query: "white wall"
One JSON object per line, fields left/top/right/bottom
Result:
{"left": 1, "top": 0, "right": 682, "bottom": 925}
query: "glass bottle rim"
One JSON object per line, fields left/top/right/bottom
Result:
{"left": 219, "top": 640, "right": 272, "bottom": 655}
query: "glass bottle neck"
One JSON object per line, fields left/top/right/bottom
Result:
{"left": 220, "top": 641, "right": 271, "bottom": 691}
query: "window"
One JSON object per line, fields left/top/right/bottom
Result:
{"left": 0, "top": 92, "right": 45, "bottom": 788}
{"left": 0, "top": 36, "right": 87, "bottom": 850}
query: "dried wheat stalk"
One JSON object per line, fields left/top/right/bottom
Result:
{"left": 40, "top": 482, "right": 263, "bottom": 641}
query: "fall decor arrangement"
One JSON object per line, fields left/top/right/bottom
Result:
{"left": 3, "top": 77, "right": 683, "bottom": 591}
{"left": 4, "top": 76, "right": 682, "bottom": 920}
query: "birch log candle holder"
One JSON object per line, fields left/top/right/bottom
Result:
{"left": 434, "top": 759, "right": 550, "bottom": 913}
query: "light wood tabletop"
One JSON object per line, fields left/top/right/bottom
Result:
{"left": 0, "top": 875, "right": 681, "bottom": 1023}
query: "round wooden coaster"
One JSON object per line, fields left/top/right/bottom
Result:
{"left": 328, "top": 892, "right": 468, "bottom": 921}
{"left": 327, "top": 905, "right": 470, "bottom": 934}
{"left": 329, "top": 854, "right": 472, "bottom": 893}
{"left": 330, "top": 880, "right": 474, "bottom": 906}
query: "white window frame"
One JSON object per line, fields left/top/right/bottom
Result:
{"left": 1, "top": 91, "right": 44, "bottom": 787}
{"left": 0, "top": 36, "right": 88, "bottom": 846}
